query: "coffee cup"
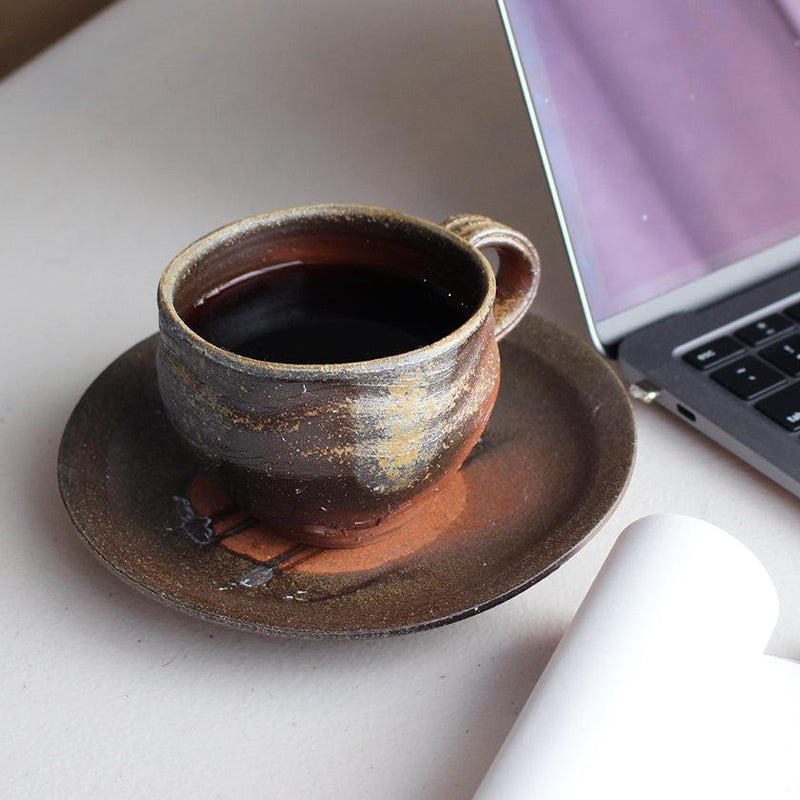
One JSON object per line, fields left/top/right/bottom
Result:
{"left": 157, "top": 204, "right": 540, "bottom": 547}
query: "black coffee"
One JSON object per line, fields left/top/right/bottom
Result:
{"left": 182, "top": 262, "right": 470, "bottom": 364}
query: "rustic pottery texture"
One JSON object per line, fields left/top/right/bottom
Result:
{"left": 156, "top": 205, "right": 540, "bottom": 547}
{"left": 57, "top": 314, "right": 635, "bottom": 639}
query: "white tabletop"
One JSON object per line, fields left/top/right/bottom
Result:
{"left": 2, "top": 1, "right": 799, "bottom": 797}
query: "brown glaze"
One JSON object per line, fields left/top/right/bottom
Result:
{"left": 442, "top": 214, "right": 541, "bottom": 340}
{"left": 156, "top": 205, "right": 540, "bottom": 547}
{"left": 56, "top": 316, "right": 635, "bottom": 639}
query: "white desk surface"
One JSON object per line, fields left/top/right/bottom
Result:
{"left": 2, "top": 1, "right": 799, "bottom": 797}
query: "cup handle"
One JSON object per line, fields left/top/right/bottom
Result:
{"left": 443, "top": 214, "right": 541, "bottom": 341}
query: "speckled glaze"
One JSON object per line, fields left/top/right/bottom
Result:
{"left": 156, "top": 205, "right": 540, "bottom": 547}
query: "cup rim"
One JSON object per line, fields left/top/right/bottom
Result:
{"left": 157, "top": 204, "right": 497, "bottom": 377}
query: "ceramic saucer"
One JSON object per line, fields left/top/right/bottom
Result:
{"left": 58, "top": 315, "right": 635, "bottom": 638}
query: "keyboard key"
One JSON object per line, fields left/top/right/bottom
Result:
{"left": 783, "top": 301, "right": 800, "bottom": 323}
{"left": 735, "top": 313, "right": 793, "bottom": 346}
{"left": 756, "top": 384, "right": 800, "bottom": 431}
{"left": 760, "top": 334, "right": 800, "bottom": 377}
{"left": 683, "top": 336, "right": 745, "bottom": 370}
{"left": 711, "top": 356, "right": 786, "bottom": 400}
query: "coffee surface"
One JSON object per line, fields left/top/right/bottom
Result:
{"left": 182, "top": 261, "right": 470, "bottom": 364}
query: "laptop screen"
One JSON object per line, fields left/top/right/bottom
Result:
{"left": 503, "top": 0, "right": 800, "bottom": 330}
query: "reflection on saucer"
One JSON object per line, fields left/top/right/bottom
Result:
{"left": 183, "top": 470, "right": 467, "bottom": 576}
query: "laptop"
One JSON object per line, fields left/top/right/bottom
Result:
{"left": 499, "top": 0, "right": 800, "bottom": 496}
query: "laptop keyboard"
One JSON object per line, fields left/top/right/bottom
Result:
{"left": 682, "top": 301, "right": 800, "bottom": 431}
{"left": 710, "top": 355, "right": 785, "bottom": 400}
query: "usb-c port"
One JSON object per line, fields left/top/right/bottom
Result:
{"left": 677, "top": 404, "right": 696, "bottom": 423}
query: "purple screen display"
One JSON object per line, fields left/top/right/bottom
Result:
{"left": 505, "top": 0, "right": 800, "bottom": 321}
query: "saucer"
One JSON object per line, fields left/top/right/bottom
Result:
{"left": 58, "top": 315, "right": 635, "bottom": 638}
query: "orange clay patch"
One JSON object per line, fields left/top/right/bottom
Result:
{"left": 185, "top": 471, "right": 467, "bottom": 575}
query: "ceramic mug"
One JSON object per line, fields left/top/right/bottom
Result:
{"left": 157, "top": 204, "right": 540, "bottom": 547}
